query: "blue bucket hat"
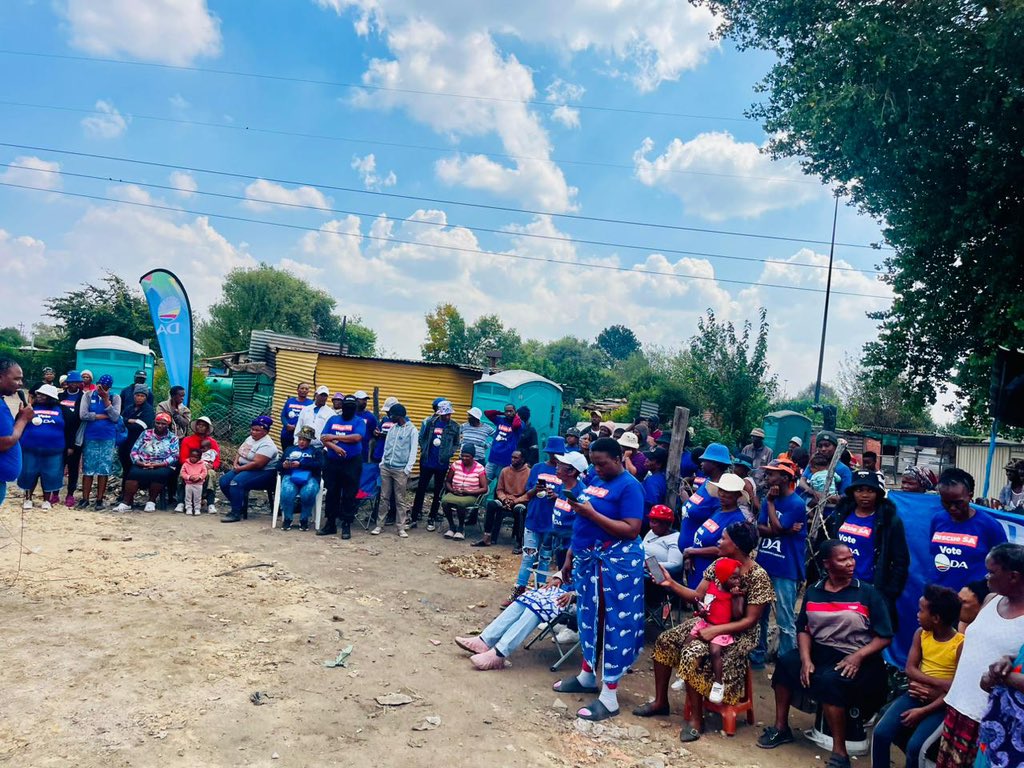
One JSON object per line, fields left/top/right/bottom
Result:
{"left": 701, "top": 442, "right": 732, "bottom": 466}
{"left": 543, "top": 435, "right": 567, "bottom": 455}
{"left": 65, "top": 370, "right": 83, "bottom": 384}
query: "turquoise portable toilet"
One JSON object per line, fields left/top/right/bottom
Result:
{"left": 762, "top": 410, "right": 813, "bottom": 456}
{"left": 75, "top": 336, "right": 155, "bottom": 392}
{"left": 472, "top": 369, "right": 563, "bottom": 449}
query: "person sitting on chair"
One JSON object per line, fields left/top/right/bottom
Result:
{"left": 474, "top": 450, "right": 530, "bottom": 550}
{"left": 440, "top": 444, "right": 488, "bottom": 540}
{"left": 643, "top": 503, "right": 684, "bottom": 602}
{"left": 115, "top": 412, "right": 180, "bottom": 513}
{"left": 278, "top": 425, "right": 323, "bottom": 531}
{"left": 455, "top": 584, "right": 575, "bottom": 670}
{"left": 220, "top": 416, "right": 279, "bottom": 523}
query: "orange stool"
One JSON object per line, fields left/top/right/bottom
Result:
{"left": 682, "top": 664, "right": 755, "bottom": 736}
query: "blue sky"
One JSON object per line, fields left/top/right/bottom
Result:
{"left": 0, "top": 0, "right": 895, "bottom": 401}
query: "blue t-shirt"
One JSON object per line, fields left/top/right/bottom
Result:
{"left": 423, "top": 419, "right": 448, "bottom": 469}
{"left": 571, "top": 470, "right": 644, "bottom": 552}
{"left": 803, "top": 461, "right": 853, "bottom": 494}
{"left": 680, "top": 450, "right": 700, "bottom": 477}
{"left": 837, "top": 513, "right": 877, "bottom": 581}
{"left": 552, "top": 482, "right": 580, "bottom": 532}
{"left": 756, "top": 492, "right": 808, "bottom": 581}
{"left": 280, "top": 397, "right": 311, "bottom": 434}
{"left": 321, "top": 415, "right": 366, "bottom": 462}
{"left": 83, "top": 390, "right": 117, "bottom": 441}
{"left": 679, "top": 481, "right": 721, "bottom": 553}
{"left": 357, "top": 410, "right": 378, "bottom": 461}
{"left": 928, "top": 510, "right": 1008, "bottom": 590}
{"left": 0, "top": 404, "right": 21, "bottom": 482}
{"left": 487, "top": 416, "right": 521, "bottom": 466}
{"left": 524, "top": 462, "right": 561, "bottom": 534}
{"left": 372, "top": 417, "right": 395, "bottom": 462}
{"left": 642, "top": 471, "right": 667, "bottom": 509}
{"left": 19, "top": 405, "right": 65, "bottom": 453}
{"left": 689, "top": 508, "right": 748, "bottom": 586}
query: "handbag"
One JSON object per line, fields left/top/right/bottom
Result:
{"left": 289, "top": 469, "right": 312, "bottom": 486}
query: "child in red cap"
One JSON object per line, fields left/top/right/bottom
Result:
{"left": 686, "top": 556, "right": 745, "bottom": 703}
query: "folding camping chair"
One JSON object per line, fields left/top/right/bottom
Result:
{"left": 270, "top": 473, "right": 324, "bottom": 531}
{"left": 524, "top": 603, "right": 580, "bottom": 671}
{"left": 354, "top": 462, "right": 382, "bottom": 531}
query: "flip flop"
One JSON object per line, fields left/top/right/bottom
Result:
{"left": 632, "top": 701, "right": 671, "bottom": 717}
{"left": 577, "top": 699, "right": 619, "bottom": 722}
{"left": 679, "top": 726, "right": 702, "bottom": 743}
{"left": 553, "top": 676, "right": 599, "bottom": 694}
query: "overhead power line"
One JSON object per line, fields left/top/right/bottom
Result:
{"left": 0, "top": 141, "right": 889, "bottom": 251}
{"left": 0, "top": 161, "right": 881, "bottom": 276}
{"left": 0, "top": 180, "right": 893, "bottom": 301}
{"left": 0, "top": 49, "right": 754, "bottom": 123}
{"left": 0, "top": 99, "right": 823, "bottom": 186}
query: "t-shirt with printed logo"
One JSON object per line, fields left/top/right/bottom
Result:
{"left": 570, "top": 470, "right": 644, "bottom": 552}
{"left": 837, "top": 513, "right": 877, "bottom": 581}
{"left": 321, "top": 414, "right": 366, "bottom": 462}
{"left": 525, "top": 462, "right": 561, "bottom": 534}
{"left": 928, "top": 510, "right": 1008, "bottom": 590}
{"left": 756, "top": 492, "right": 809, "bottom": 581}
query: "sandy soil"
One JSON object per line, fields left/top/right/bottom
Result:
{"left": 0, "top": 496, "right": 821, "bottom": 768}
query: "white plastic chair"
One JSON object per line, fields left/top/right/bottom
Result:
{"left": 271, "top": 474, "right": 324, "bottom": 531}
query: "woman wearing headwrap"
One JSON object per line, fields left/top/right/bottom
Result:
{"left": 114, "top": 412, "right": 180, "bottom": 513}
{"left": 219, "top": 415, "right": 279, "bottom": 523}
{"left": 901, "top": 465, "right": 937, "bottom": 493}
{"left": 77, "top": 373, "right": 121, "bottom": 510}
{"left": 440, "top": 444, "right": 488, "bottom": 539}
{"left": 551, "top": 437, "right": 645, "bottom": 722}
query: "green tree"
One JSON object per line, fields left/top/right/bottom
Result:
{"left": 698, "top": 0, "right": 1024, "bottom": 428}
{"left": 466, "top": 314, "right": 523, "bottom": 367}
{"left": 596, "top": 325, "right": 642, "bottom": 363}
{"left": 198, "top": 265, "right": 374, "bottom": 356}
{"left": 512, "top": 336, "right": 611, "bottom": 401}
{"left": 46, "top": 273, "right": 153, "bottom": 355}
{"left": 421, "top": 303, "right": 469, "bottom": 364}
{"left": 834, "top": 356, "right": 934, "bottom": 431}
{"left": 341, "top": 322, "right": 377, "bottom": 357}
{"left": 0, "top": 327, "right": 26, "bottom": 348}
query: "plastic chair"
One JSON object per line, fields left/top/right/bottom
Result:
{"left": 270, "top": 473, "right": 324, "bottom": 531}
{"left": 683, "top": 664, "right": 756, "bottom": 736}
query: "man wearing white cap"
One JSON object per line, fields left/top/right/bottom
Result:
{"left": 741, "top": 427, "right": 774, "bottom": 483}
{"left": 461, "top": 406, "right": 495, "bottom": 458}
{"left": 778, "top": 436, "right": 802, "bottom": 464}
{"left": 295, "top": 386, "right": 335, "bottom": 447}
{"left": 353, "top": 390, "right": 377, "bottom": 462}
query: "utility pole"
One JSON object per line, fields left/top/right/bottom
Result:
{"left": 814, "top": 195, "right": 840, "bottom": 405}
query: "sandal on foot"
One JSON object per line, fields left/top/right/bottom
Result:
{"left": 576, "top": 699, "right": 619, "bottom": 722}
{"left": 553, "top": 676, "right": 599, "bottom": 694}
{"left": 679, "top": 726, "right": 701, "bottom": 743}
{"left": 632, "top": 701, "right": 670, "bottom": 718}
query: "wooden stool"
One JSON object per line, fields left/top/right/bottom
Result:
{"left": 682, "top": 664, "right": 755, "bottom": 736}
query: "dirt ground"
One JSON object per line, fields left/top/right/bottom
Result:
{"left": 0, "top": 495, "right": 821, "bottom": 768}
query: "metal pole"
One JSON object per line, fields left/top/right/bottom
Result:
{"left": 814, "top": 195, "right": 840, "bottom": 404}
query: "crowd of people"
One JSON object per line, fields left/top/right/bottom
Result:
{"left": 2, "top": 358, "right": 1023, "bottom": 767}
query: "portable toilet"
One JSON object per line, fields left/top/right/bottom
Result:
{"left": 762, "top": 410, "right": 813, "bottom": 457}
{"left": 472, "top": 369, "right": 563, "bottom": 450}
{"left": 75, "top": 336, "right": 155, "bottom": 392}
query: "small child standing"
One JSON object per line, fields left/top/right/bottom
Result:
{"left": 180, "top": 448, "right": 209, "bottom": 516}
{"left": 807, "top": 453, "right": 838, "bottom": 498}
{"left": 686, "top": 557, "right": 745, "bottom": 703}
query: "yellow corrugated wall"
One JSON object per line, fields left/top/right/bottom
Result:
{"left": 314, "top": 356, "right": 476, "bottom": 427}
{"left": 270, "top": 349, "right": 319, "bottom": 448}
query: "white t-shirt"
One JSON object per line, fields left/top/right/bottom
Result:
{"left": 238, "top": 435, "right": 279, "bottom": 470}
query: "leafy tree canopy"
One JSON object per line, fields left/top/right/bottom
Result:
{"left": 46, "top": 273, "right": 153, "bottom": 354}
{"left": 597, "top": 325, "right": 642, "bottom": 363}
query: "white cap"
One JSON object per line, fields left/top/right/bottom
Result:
{"left": 617, "top": 432, "right": 640, "bottom": 450}
{"left": 790, "top": 436, "right": 803, "bottom": 447}
{"left": 353, "top": 390, "right": 369, "bottom": 399}
{"left": 556, "top": 452, "right": 589, "bottom": 474}
{"left": 315, "top": 385, "right": 330, "bottom": 395}
{"left": 467, "top": 406, "right": 483, "bottom": 420}
{"left": 37, "top": 384, "right": 61, "bottom": 400}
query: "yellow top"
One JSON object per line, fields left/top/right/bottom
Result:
{"left": 920, "top": 630, "right": 965, "bottom": 679}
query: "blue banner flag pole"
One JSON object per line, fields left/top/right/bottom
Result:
{"left": 139, "top": 269, "right": 195, "bottom": 405}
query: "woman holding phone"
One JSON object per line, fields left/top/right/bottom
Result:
{"left": 550, "top": 437, "right": 645, "bottom": 722}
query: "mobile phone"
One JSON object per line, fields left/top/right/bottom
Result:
{"left": 564, "top": 491, "right": 578, "bottom": 504}
{"left": 645, "top": 555, "right": 664, "bottom": 579}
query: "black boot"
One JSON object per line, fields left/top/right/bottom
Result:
{"left": 316, "top": 520, "right": 337, "bottom": 536}
{"left": 221, "top": 513, "right": 242, "bottom": 523}
{"left": 341, "top": 523, "right": 351, "bottom": 540}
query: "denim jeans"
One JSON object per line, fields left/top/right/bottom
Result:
{"left": 480, "top": 600, "right": 543, "bottom": 657}
{"left": 219, "top": 469, "right": 276, "bottom": 515}
{"left": 279, "top": 476, "right": 320, "bottom": 523}
{"left": 753, "top": 576, "right": 798, "bottom": 664}
{"left": 516, "top": 528, "right": 554, "bottom": 587}
{"left": 871, "top": 692, "right": 946, "bottom": 768}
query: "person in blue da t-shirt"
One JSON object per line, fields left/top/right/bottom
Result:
{"left": 1, "top": 359, "right": 34, "bottom": 507}
{"left": 752, "top": 460, "right": 807, "bottom": 667}
{"left": 353, "top": 391, "right": 378, "bottom": 462}
{"left": 16, "top": 384, "right": 66, "bottom": 508}
{"left": 928, "top": 468, "right": 1008, "bottom": 591}
{"left": 279, "top": 382, "right": 312, "bottom": 450}
{"left": 318, "top": 395, "right": 366, "bottom": 540}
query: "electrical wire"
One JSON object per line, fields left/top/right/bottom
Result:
{"left": 0, "top": 141, "right": 888, "bottom": 251}
{"left": 0, "top": 162, "right": 881, "bottom": 276}
{"left": 0, "top": 179, "right": 893, "bottom": 300}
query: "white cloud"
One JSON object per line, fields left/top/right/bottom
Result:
{"left": 0, "top": 156, "right": 62, "bottom": 191}
{"left": 315, "top": 1, "right": 718, "bottom": 91}
{"left": 351, "top": 154, "right": 397, "bottom": 189}
{"left": 633, "top": 132, "right": 824, "bottom": 221}
{"left": 242, "top": 180, "right": 330, "bottom": 212}
{"left": 545, "top": 79, "right": 583, "bottom": 129}
{"left": 61, "top": 0, "right": 222, "bottom": 65}
{"left": 169, "top": 171, "right": 198, "bottom": 197}
{"left": 81, "top": 100, "right": 128, "bottom": 139}
{"left": 169, "top": 94, "right": 191, "bottom": 110}
{"left": 550, "top": 105, "right": 580, "bottom": 129}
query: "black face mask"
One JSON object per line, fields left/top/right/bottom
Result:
{"left": 341, "top": 405, "right": 357, "bottom": 419}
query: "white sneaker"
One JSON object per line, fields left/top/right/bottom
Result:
{"left": 41, "top": 500, "right": 52, "bottom": 510}
{"left": 398, "top": 529, "right": 408, "bottom": 538}
{"left": 174, "top": 503, "right": 184, "bottom": 512}
{"left": 22, "top": 500, "right": 32, "bottom": 510}
{"left": 185, "top": 509, "right": 194, "bottom": 516}
{"left": 144, "top": 502, "right": 156, "bottom": 512}
{"left": 207, "top": 504, "right": 218, "bottom": 515}
{"left": 443, "top": 529, "right": 455, "bottom": 539}
{"left": 370, "top": 526, "right": 382, "bottom": 535}
{"left": 671, "top": 678, "right": 685, "bottom": 692}
{"left": 453, "top": 531, "right": 465, "bottom": 540}
{"left": 709, "top": 682, "right": 725, "bottom": 704}
{"left": 554, "top": 628, "right": 579, "bottom": 645}
{"left": 113, "top": 503, "right": 132, "bottom": 513}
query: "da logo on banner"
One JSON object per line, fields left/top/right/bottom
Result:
{"left": 157, "top": 296, "right": 182, "bottom": 336}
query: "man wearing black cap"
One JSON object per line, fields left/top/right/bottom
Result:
{"left": 121, "top": 370, "right": 153, "bottom": 407}
{"left": 318, "top": 395, "right": 366, "bottom": 539}
{"left": 376, "top": 403, "right": 417, "bottom": 538}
